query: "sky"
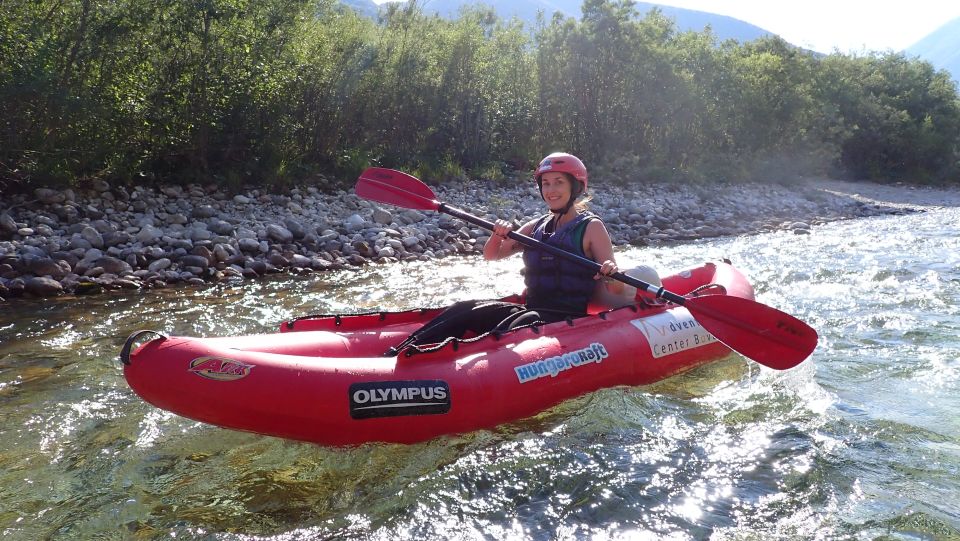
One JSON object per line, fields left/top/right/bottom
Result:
{"left": 641, "top": 0, "right": 960, "bottom": 53}
{"left": 372, "top": 0, "right": 960, "bottom": 54}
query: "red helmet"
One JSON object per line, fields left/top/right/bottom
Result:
{"left": 534, "top": 152, "right": 588, "bottom": 194}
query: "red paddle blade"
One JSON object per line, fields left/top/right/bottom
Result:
{"left": 684, "top": 294, "right": 818, "bottom": 370}
{"left": 355, "top": 168, "right": 440, "bottom": 211}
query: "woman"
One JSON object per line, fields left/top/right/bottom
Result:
{"left": 484, "top": 151, "right": 623, "bottom": 320}
{"left": 389, "top": 152, "right": 623, "bottom": 354}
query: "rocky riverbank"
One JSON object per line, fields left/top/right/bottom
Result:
{"left": 0, "top": 177, "right": 934, "bottom": 299}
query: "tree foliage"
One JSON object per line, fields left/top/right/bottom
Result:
{"left": 1, "top": 0, "right": 958, "bottom": 190}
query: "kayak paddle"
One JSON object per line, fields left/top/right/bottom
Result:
{"left": 355, "top": 167, "right": 818, "bottom": 370}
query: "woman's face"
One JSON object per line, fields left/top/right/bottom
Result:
{"left": 540, "top": 172, "right": 572, "bottom": 212}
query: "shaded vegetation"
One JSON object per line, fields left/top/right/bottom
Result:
{"left": 1, "top": 0, "right": 958, "bottom": 192}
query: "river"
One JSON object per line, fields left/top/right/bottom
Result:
{"left": 1, "top": 204, "right": 959, "bottom": 540}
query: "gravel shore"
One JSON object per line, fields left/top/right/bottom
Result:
{"left": 0, "top": 177, "right": 949, "bottom": 299}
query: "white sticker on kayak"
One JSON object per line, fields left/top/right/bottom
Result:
{"left": 630, "top": 308, "right": 717, "bottom": 358}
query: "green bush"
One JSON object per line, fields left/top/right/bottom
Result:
{"left": 1, "top": 0, "right": 957, "bottom": 189}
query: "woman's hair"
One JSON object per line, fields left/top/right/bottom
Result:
{"left": 574, "top": 194, "right": 592, "bottom": 212}
{"left": 561, "top": 172, "right": 590, "bottom": 212}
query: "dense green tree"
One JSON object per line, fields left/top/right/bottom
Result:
{"left": 1, "top": 0, "right": 958, "bottom": 190}
{"left": 829, "top": 53, "right": 960, "bottom": 181}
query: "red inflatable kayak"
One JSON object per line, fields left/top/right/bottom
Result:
{"left": 120, "top": 261, "right": 755, "bottom": 446}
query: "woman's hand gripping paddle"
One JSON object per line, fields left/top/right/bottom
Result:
{"left": 356, "top": 167, "right": 818, "bottom": 370}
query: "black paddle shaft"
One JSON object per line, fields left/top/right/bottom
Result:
{"left": 438, "top": 203, "right": 687, "bottom": 305}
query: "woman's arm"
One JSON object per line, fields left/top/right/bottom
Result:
{"left": 583, "top": 219, "right": 624, "bottom": 294}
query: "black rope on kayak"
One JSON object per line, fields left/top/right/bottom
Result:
{"left": 565, "top": 316, "right": 575, "bottom": 326}
{"left": 286, "top": 295, "right": 527, "bottom": 329}
{"left": 284, "top": 305, "right": 450, "bottom": 329}
{"left": 118, "top": 330, "right": 168, "bottom": 366}
{"left": 401, "top": 335, "right": 461, "bottom": 357}
{"left": 398, "top": 316, "right": 552, "bottom": 357}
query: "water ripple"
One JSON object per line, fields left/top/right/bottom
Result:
{"left": 2, "top": 209, "right": 960, "bottom": 539}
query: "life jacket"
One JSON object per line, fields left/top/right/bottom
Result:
{"left": 522, "top": 211, "right": 598, "bottom": 315}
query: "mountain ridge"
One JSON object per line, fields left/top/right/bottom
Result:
{"left": 906, "top": 16, "right": 960, "bottom": 82}
{"left": 345, "top": 0, "right": 960, "bottom": 82}
{"left": 350, "top": 0, "right": 777, "bottom": 45}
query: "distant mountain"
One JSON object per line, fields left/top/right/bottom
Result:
{"left": 641, "top": 3, "right": 772, "bottom": 43}
{"left": 341, "top": 0, "right": 379, "bottom": 18}
{"left": 906, "top": 16, "right": 960, "bottom": 83}
{"left": 353, "top": 0, "right": 777, "bottom": 45}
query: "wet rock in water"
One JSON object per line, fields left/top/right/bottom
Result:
{"left": 212, "top": 244, "right": 231, "bottom": 263}
{"left": 347, "top": 254, "right": 366, "bottom": 266}
{"left": 27, "top": 257, "right": 70, "bottom": 280}
{"left": 191, "top": 245, "right": 214, "bottom": 263}
{"left": 290, "top": 254, "right": 312, "bottom": 268}
{"left": 268, "top": 253, "right": 290, "bottom": 267}
{"left": 249, "top": 259, "right": 268, "bottom": 275}
{"left": 24, "top": 276, "right": 63, "bottom": 296}
{"left": 353, "top": 240, "right": 375, "bottom": 257}
{"left": 148, "top": 258, "right": 172, "bottom": 272}
{"left": 95, "top": 256, "right": 133, "bottom": 275}
{"left": 788, "top": 221, "right": 812, "bottom": 234}
{"left": 113, "top": 278, "right": 141, "bottom": 289}
{"left": 74, "top": 280, "right": 103, "bottom": 295}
